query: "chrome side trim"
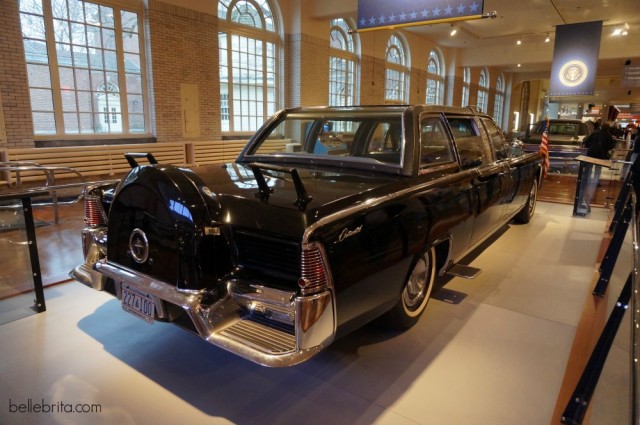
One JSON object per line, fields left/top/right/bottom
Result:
{"left": 302, "top": 166, "right": 472, "bottom": 244}
{"left": 93, "top": 260, "right": 335, "bottom": 367}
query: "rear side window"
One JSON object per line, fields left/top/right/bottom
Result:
{"left": 447, "top": 117, "right": 489, "bottom": 169}
{"left": 419, "top": 117, "right": 453, "bottom": 167}
{"left": 481, "top": 118, "right": 509, "bottom": 160}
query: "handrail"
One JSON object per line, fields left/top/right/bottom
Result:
{"left": 561, "top": 156, "right": 640, "bottom": 424}
{"left": 632, "top": 193, "right": 639, "bottom": 425}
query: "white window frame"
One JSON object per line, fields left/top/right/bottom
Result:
{"left": 461, "top": 67, "right": 470, "bottom": 107}
{"left": 328, "top": 18, "right": 359, "bottom": 107}
{"left": 477, "top": 68, "right": 490, "bottom": 114}
{"left": 426, "top": 49, "right": 444, "bottom": 105}
{"left": 19, "top": 0, "right": 149, "bottom": 138}
{"left": 218, "top": 0, "right": 281, "bottom": 134}
{"left": 493, "top": 74, "right": 505, "bottom": 128}
{"left": 384, "top": 33, "right": 409, "bottom": 104}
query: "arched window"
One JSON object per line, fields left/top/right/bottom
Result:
{"left": 426, "top": 49, "right": 444, "bottom": 105}
{"left": 493, "top": 74, "right": 505, "bottom": 128}
{"left": 218, "top": 0, "right": 280, "bottom": 132}
{"left": 477, "top": 68, "right": 490, "bottom": 113}
{"left": 18, "top": 1, "right": 147, "bottom": 135}
{"left": 384, "top": 34, "right": 409, "bottom": 103}
{"left": 328, "top": 18, "right": 358, "bottom": 107}
{"left": 461, "top": 67, "right": 470, "bottom": 107}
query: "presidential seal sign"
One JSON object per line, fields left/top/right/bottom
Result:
{"left": 558, "top": 60, "right": 588, "bottom": 88}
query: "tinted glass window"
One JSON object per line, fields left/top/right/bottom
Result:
{"left": 481, "top": 118, "right": 509, "bottom": 160}
{"left": 420, "top": 117, "right": 453, "bottom": 166}
{"left": 249, "top": 115, "right": 403, "bottom": 166}
{"left": 447, "top": 117, "right": 488, "bottom": 169}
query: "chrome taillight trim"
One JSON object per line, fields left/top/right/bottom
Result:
{"left": 84, "top": 194, "right": 107, "bottom": 226}
{"left": 299, "top": 242, "right": 334, "bottom": 295}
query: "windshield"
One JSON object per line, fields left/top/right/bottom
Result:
{"left": 245, "top": 113, "right": 405, "bottom": 168}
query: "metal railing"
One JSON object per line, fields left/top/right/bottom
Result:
{"left": 0, "top": 162, "right": 118, "bottom": 223}
{"left": 561, "top": 157, "right": 640, "bottom": 424}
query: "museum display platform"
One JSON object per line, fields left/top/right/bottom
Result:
{"left": 0, "top": 201, "right": 630, "bottom": 425}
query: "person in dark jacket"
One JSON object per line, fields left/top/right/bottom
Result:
{"left": 580, "top": 123, "right": 617, "bottom": 209}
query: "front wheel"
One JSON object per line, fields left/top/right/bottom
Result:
{"left": 514, "top": 178, "right": 538, "bottom": 224}
{"left": 384, "top": 246, "right": 436, "bottom": 330}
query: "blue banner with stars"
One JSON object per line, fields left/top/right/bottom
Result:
{"left": 357, "top": 0, "right": 484, "bottom": 31}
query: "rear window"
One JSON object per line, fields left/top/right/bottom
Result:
{"left": 247, "top": 114, "right": 404, "bottom": 167}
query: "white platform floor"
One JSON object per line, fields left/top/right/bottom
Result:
{"left": 0, "top": 202, "right": 631, "bottom": 425}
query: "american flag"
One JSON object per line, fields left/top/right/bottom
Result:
{"left": 539, "top": 117, "right": 550, "bottom": 178}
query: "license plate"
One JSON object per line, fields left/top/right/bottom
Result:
{"left": 121, "top": 284, "right": 155, "bottom": 324}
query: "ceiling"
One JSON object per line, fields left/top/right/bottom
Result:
{"left": 406, "top": 0, "right": 640, "bottom": 107}
{"left": 311, "top": 0, "right": 640, "bottom": 108}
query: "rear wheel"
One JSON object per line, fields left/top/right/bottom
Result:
{"left": 514, "top": 178, "right": 538, "bottom": 224}
{"left": 384, "top": 246, "right": 436, "bottom": 330}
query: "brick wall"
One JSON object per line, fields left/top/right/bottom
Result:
{"left": 145, "top": 0, "right": 220, "bottom": 142}
{"left": 285, "top": 33, "right": 330, "bottom": 108}
{"left": 360, "top": 55, "right": 386, "bottom": 105}
{"left": 0, "top": 0, "right": 35, "bottom": 148}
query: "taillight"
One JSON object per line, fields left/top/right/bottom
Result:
{"left": 298, "top": 243, "right": 330, "bottom": 294}
{"left": 84, "top": 194, "right": 107, "bottom": 226}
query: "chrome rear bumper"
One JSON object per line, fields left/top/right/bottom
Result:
{"left": 90, "top": 260, "right": 335, "bottom": 367}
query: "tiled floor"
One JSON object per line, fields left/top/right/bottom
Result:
{"left": 0, "top": 201, "right": 631, "bottom": 425}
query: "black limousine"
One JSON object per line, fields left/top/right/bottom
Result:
{"left": 72, "top": 105, "right": 542, "bottom": 367}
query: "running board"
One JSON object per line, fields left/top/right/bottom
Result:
{"left": 446, "top": 264, "right": 482, "bottom": 279}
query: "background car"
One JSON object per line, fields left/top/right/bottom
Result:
{"left": 523, "top": 118, "right": 595, "bottom": 151}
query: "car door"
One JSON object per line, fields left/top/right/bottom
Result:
{"left": 480, "top": 117, "right": 521, "bottom": 219}
{"left": 446, "top": 115, "right": 504, "bottom": 247}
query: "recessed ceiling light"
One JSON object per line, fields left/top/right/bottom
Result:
{"left": 517, "top": 63, "right": 522, "bottom": 67}
{"left": 545, "top": 34, "right": 550, "bottom": 43}
{"left": 517, "top": 40, "right": 522, "bottom": 45}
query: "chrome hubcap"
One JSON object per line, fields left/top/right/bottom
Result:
{"left": 403, "top": 256, "right": 428, "bottom": 310}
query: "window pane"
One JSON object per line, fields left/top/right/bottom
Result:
{"left": 124, "top": 53, "right": 139, "bottom": 73}
{"left": 77, "top": 90, "right": 92, "bottom": 111}
{"left": 125, "top": 73, "right": 142, "bottom": 94}
{"left": 104, "top": 50, "right": 118, "bottom": 71}
{"left": 30, "top": 88, "right": 54, "bottom": 110}
{"left": 53, "top": 19, "right": 70, "bottom": 43}
{"left": 129, "top": 114, "right": 145, "bottom": 132}
{"left": 68, "top": 0, "right": 84, "bottom": 22}
{"left": 64, "top": 112, "right": 79, "bottom": 133}
{"left": 27, "top": 64, "right": 52, "bottom": 88}
{"left": 51, "top": 0, "right": 68, "bottom": 19}
{"left": 33, "top": 112, "right": 56, "bottom": 134}
{"left": 21, "top": 13, "right": 47, "bottom": 40}
{"left": 75, "top": 68, "right": 90, "bottom": 90}
{"left": 121, "top": 11, "right": 138, "bottom": 33}
{"left": 89, "top": 50, "right": 103, "bottom": 69}
{"left": 100, "top": 6, "right": 114, "bottom": 28}
{"left": 84, "top": 3, "right": 99, "bottom": 24}
{"left": 79, "top": 113, "right": 93, "bottom": 132}
{"left": 128, "top": 94, "right": 143, "bottom": 113}
{"left": 102, "top": 28, "right": 115, "bottom": 50}
{"left": 20, "top": 0, "right": 44, "bottom": 15}
{"left": 87, "top": 26, "right": 102, "bottom": 48}
{"left": 24, "top": 39, "right": 48, "bottom": 63}
{"left": 72, "top": 45, "right": 88, "bottom": 67}
{"left": 123, "top": 32, "right": 139, "bottom": 53}
{"left": 61, "top": 90, "right": 77, "bottom": 111}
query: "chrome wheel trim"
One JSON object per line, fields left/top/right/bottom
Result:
{"left": 527, "top": 180, "right": 538, "bottom": 218}
{"left": 401, "top": 250, "right": 435, "bottom": 318}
